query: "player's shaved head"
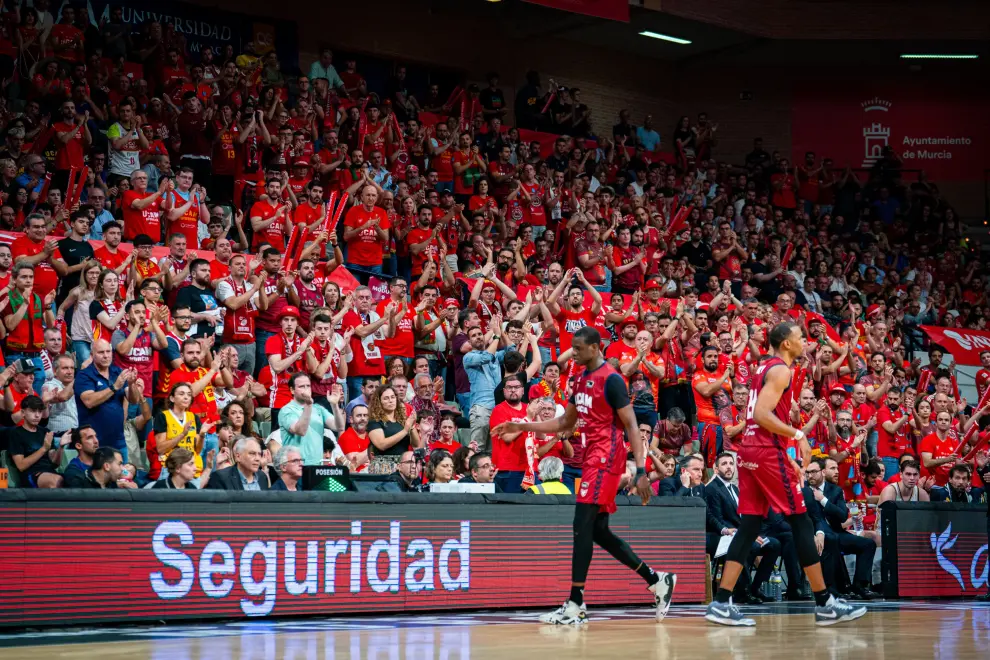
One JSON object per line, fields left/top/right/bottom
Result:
{"left": 573, "top": 326, "right": 601, "bottom": 346}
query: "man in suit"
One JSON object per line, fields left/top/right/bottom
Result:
{"left": 664, "top": 454, "right": 707, "bottom": 497}
{"left": 706, "top": 452, "right": 781, "bottom": 604}
{"left": 930, "top": 463, "right": 987, "bottom": 504}
{"left": 806, "top": 457, "right": 877, "bottom": 599}
{"left": 205, "top": 436, "right": 271, "bottom": 490}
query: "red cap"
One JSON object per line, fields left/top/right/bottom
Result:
{"left": 620, "top": 316, "right": 642, "bottom": 331}
{"left": 644, "top": 280, "right": 662, "bottom": 291}
{"left": 481, "top": 280, "right": 496, "bottom": 291}
{"left": 829, "top": 384, "right": 850, "bottom": 398}
{"left": 282, "top": 306, "right": 301, "bottom": 320}
{"left": 866, "top": 304, "right": 883, "bottom": 318}
{"left": 444, "top": 298, "right": 459, "bottom": 308}
{"left": 293, "top": 159, "right": 311, "bottom": 168}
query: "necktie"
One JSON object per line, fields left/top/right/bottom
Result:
{"left": 730, "top": 484, "right": 739, "bottom": 505}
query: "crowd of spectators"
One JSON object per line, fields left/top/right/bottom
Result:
{"left": 0, "top": 1, "right": 986, "bottom": 602}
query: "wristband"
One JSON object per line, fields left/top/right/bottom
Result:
{"left": 793, "top": 429, "right": 805, "bottom": 442}
{"left": 635, "top": 467, "right": 646, "bottom": 478}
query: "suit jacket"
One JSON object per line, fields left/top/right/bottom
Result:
{"left": 930, "top": 486, "right": 986, "bottom": 504}
{"left": 800, "top": 485, "right": 830, "bottom": 535}
{"left": 204, "top": 465, "right": 271, "bottom": 491}
{"left": 807, "top": 482, "right": 848, "bottom": 533}
{"left": 673, "top": 483, "right": 706, "bottom": 498}
{"left": 657, "top": 477, "right": 680, "bottom": 497}
{"left": 705, "top": 478, "right": 742, "bottom": 534}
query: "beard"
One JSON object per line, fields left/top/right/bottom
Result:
{"left": 837, "top": 426, "right": 852, "bottom": 439}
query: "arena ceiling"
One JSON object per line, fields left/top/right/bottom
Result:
{"left": 451, "top": 0, "right": 990, "bottom": 68}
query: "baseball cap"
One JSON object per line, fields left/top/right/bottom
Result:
{"left": 13, "top": 358, "right": 38, "bottom": 374}
{"left": 866, "top": 304, "right": 883, "bottom": 318}
{"left": 644, "top": 280, "right": 662, "bottom": 291}
{"left": 282, "top": 306, "right": 301, "bottom": 320}
{"left": 829, "top": 384, "right": 850, "bottom": 398}
{"left": 293, "top": 159, "right": 311, "bottom": 168}
{"left": 444, "top": 298, "right": 459, "bottom": 309}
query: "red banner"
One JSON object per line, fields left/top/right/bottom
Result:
{"left": 523, "top": 0, "right": 629, "bottom": 22}
{"left": 791, "top": 86, "right": 989, "bottom": 181}
{"left": 920, "top": 325, "right": 990, "bottom": 366}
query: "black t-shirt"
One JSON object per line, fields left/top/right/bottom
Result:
{"left": 679, "top": 240, "right": 712, "bottom": 271}
{"left": 6, "top": 426, "right": 58, "bottom": 476}
{"left": 64, "top": 468, "right": 119, "bottom": 488}
{"left": 151, "top": 477, "right": 197, "bottom": 489}
{"left": 175, "top": 284, "right": 220, "bottom": 338}
{"left": 367, "top": 419, "right": 409, "bottom": 457}
{"left": 57, "top": 236, "right": 94, "bottom": 300}
{"left": 479, "top": 87, "right": 506, "bottom": 114}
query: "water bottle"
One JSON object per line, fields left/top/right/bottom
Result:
{"left": 769, "top": 570, "right": 784, "bottom": 602}
{"left": 850, "top": 503, "right": 864, "bottom": 533}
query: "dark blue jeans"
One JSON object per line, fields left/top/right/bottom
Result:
{"left": 494, "top": 470, "right": 534, "bottom": 494}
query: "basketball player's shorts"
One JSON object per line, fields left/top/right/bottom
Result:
{"left": 577, "top": 466, "right": 622, "bottom": 514}
{"left": 737, "top": 445, "right": 806, "bottom": 517}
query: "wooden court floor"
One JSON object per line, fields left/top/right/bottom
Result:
{"left": 2, "top": 603, "right": 988, "bottom": 659}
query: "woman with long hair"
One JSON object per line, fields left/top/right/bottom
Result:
{"left": 151, "top": 383, "right": 215, "bottom": 482}
{"left": 425, "top": 449, "right": 454, "bottom": 485}
{"left": 151, "top": 447, "right": 214, "bottom": 489}
{"left": 367, "top": 385, "right": 421, "bottom": 474}
{"left": 451, "top": 444, "right": 474, "bottom": 480}
{"left": 58, "top": 260, "right": 102, "bottom": 366}
{"left": 221, "top": 400, "right": 253, "bottom": 438}
{"left": 469, "top": 176, "right": 498, "bottom": 214}
{"left": 89, "top": 269, "right": 129, "bottom": 343}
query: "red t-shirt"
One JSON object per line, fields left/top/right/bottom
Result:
{"left": 375, "top": 300, "right": 414, "bottom": 359}
{"left": 489, "top": 401, "right": 533, "bottom": 473}
{"left": 341, "top": 309, "right": 385, "bottom": 377}
{"left": 919, "top": 431, "right": 958, "bottom": 486}
{"left": 53, "top": 121, "right": 86, "bottom": 170}
{"left": 10, "top": 236, "right": 60, "bottom": 298}
{"left": 344, "top": 205, "right": 390, "bottom": 267}
{"left": 406, "top": 227, "right": 438, "bottom": 277}
{"left": 338, "top": 428, "right": 370, "bottom": 460}
{"left": 250, "top": 200, "right": 287, "bottom": 252}
{"left": 263, "top": 333, "right": 306, "bottom": 409}
{"left": 122, "top": 190, "right": 162, "bottom": 242}
{"left": 93, "top": 245, "right": 128, "bottom": 273}
{"left": 555, "top": 308, "right": 595, "bottom": 353}
{"left": 432, "top": 146, "right": 455, "bottom": 181}
{"left": 876, "top": 405, "right": 911, "bottom": 458}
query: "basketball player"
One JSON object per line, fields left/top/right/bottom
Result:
{"left": 493, "top": 327, "right": 676, "bottom": 626}
{"left": 705, "top": 321, "right": 867, "bottom": 627}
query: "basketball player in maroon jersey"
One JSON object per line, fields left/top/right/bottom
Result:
{"left": 493, "top": 326, "right": 676, "bottom": 626}
{"left": 705, "top": 321, "right": 867, "bottom": 627}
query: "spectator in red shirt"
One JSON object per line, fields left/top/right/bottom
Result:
{"left": 343, "top": 185, "right": 390, "bottom": 280}
{"left": 52, "top": 100, "right": 91, "bottom": 191}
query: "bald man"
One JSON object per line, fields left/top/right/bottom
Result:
{"left": 75, "top": 338, "right": 142, "bottom": 462}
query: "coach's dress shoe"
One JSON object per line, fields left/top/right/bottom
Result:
{"left": 849, "top": 585, "right": 877, "bottom": 601}
{"left": 734, "top": 593, "right": 765, "bottom": 606}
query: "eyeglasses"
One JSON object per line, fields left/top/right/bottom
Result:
{"left": 476, "top": 464, "right": 493, "bottom": 471}
{"left": 285, "top": 458, "right": 303, "bottom": 465}
{"left": 398, "top": 460, "right": 417, "bottom": 466}
{"left": 174, "top": 316, "right": 193, "bottom": 321}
